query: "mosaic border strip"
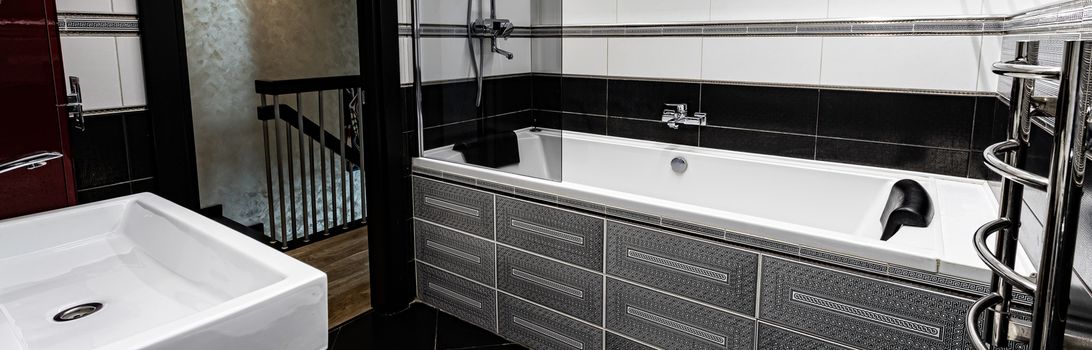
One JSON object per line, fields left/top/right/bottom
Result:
{"left": 409, "top": 167, "right": 1010, "bottom": 298}
{"left": 84, "top": 106, "right": 148, "bottom": 116}
{"left": 58, "top": 13, "right": 139, "bottom": 35}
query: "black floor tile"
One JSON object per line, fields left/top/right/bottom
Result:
{"left": 328, "top": 327, "right": 341, "bottom": 350}
{"left": 435, "top": 311, "right": 510, "bottom": 350}
{"left": 332, "top": 304, "right": 438, "bottom": 350}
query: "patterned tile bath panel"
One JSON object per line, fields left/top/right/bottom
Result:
{"left": 414, "top": 219, "right": 496, "bottom": 286}
{"left": 759, "top": 257, "right": 973, "bottom": 350}
{"left": 605, "top": 332, "right": 656, "bottom": 350}
{"left": 606, "top": 278, "right": 754, "bottom": 350}
{"left": 412, "top": 176, "right": 495, "bottom": 239}
{"left": 606, "top": 221, "right": 759, "bottom": 315}
{"left": 496, "top": 195, "right": 605, "bottom": 271}
{"left": 756, "top": 323, "right": 851, "bottom": 350}
{"left": 497, "top": 245, "right": 604, "bottom": 325}
{"left": 416, "top": 262, "right": 498, "bottom": 332}
{"left": 498, "top": 293, "right": 603, "bottom": 350}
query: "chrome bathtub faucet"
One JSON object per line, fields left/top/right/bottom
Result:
{"left": 662, "top": 103, "right": 707, "bottom": 129}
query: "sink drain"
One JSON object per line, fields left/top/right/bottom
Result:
{"left": 53, "top": 303, "right": 103, "bottom": 322}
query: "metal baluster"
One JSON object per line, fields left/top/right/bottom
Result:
{"left": 261, "top": 94, "right": 278, "bottom": 245}
{"left": 985, "top": 41, "right": 1038, "bottom": 347}
{"left": 319, "top": 91, "right": 330, "bottom": 235}
{"left": 356, "top": 87, "right": 367, "bottom": 222}
{"left": 348, "top": 90, "right": 356, "bottom": 224}
{"left": 296, "top": 94, "right": 311, "bottom": 243}
{"left": 1029, "top": 40, "right": 1089, "bottom": 350}
{"left": 285, "top": 95, "right": 297, "bottom": 250}
{"left": 305, "top": 91, "right": 318, "bottom": 239}
{"left": 340, "top": 90, "right": 350, "bottom": 228}
{"left": 275, "top": 95, "right": 292, "bottom": 249}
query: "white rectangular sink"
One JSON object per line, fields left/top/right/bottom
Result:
{"left": 0, "top": 193, "right": 328, "bottom": 350}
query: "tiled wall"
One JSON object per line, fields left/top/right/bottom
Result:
{"left": 56, "top": 0, "right": 157, "bottom": 202}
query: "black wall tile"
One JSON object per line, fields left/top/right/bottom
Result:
{"left": 532, "top": 75, "right": 562, "bottom": 111}
{"left": 71, "top": 115, "right": 130, "bottom": 189}
{"left": 482, "top": 76, "right": 533, "bottom": 117}
{"left": 423, "top": 120, "right": 480, "bottom": 150}
{"left": 76, "top": 182, "right": 132, "bottom": 203}
{"left": 816, "top": 138, "right": 971, "bottom": 176}
{"left": 562, "top": 77, "right": 608, "bottom": 115}
{"left": 608, "top": 79, "right": 700, "bottom": 120}
{"left": 700, "top": 127, "right": 815, "bottom": 160}
{"left": 972, "top": 96, "right": 1010, "bottom": 151}
{"left": 559, "top": 112, "right": 607, "bottom": 135}
{"left": 702, "top": 84, "right": 819, "bottom": 135}
{"left": 607, "top": 117, "right": 698, "bottom": 146}
{"left": 817, "top": 90, "right": 976, "bottom": 149}
{"left": 401, "top": 86, "right": 417, "bottom": 132}
{"left": 483, "top": 110, "right": 536, "bottom": 133}
{"left": 125, "top": 112, "right": 156, "bottom": 179}
{"left": 131, "top": 178, "right": 157, "bottom": 193}
{"left": 420, "top": 81, "right": 479, "bottom": 128}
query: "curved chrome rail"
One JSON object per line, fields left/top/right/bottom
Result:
{"left": 984, "top": 141, "right": 1049, "bottom": 191}
{"left": 967, "top": 293, "right": 1006, "bottom": 350}
{"left": 0, "top": 151, "right": 63, "bottom": 175}
{"left": 974, "top": 219, "right": 1038, "bottom": 294}
{"left": 993, "top": 61, "right": 1062, "bottom": 80}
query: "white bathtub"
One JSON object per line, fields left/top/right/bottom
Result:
{"left": 419, "top": 128, "right": 1034, "bottom": 283}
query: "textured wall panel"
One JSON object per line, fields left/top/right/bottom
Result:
{"left": 498, "top": 293, "right": 603, "bottom": 350}
{"left": 414, "top": 219, "right": 496, "bottom": 286}
{"left": 605, "top": 332, "right": 656, "bottom": 350}
{"left": 417, "top": 262, "right": 497, "bottom": 332}
{"left": 412, "top": 176, "right": 495, "bottom": 239}
{"left": 606, "top": 278, "right": 754, "bottom": 350}
{"left": 497, "top": 195, "right": 605, "bottom": 270}
{"left": 497, "top": 246, "right": 604, "bottom": 325}
{"left": 757, "top": 323, "right": 850, "bottom": 350}
{"left": 606, "top": 221, "right": 759, "bottom": 315}
{"left": 759, "top": 257, "right": 973, "bottom": 350}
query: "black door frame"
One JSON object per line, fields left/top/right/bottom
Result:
{"left": 138, "top": 0, "right": 414, "bottom": 314}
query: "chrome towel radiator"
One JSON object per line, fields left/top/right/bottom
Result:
{"left": 967, "top": 40, "right": 1092, "bottom": 350}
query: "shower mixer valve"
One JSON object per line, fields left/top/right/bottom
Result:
{"left": 472, "top": 18, "right": 516, "bottom": 60}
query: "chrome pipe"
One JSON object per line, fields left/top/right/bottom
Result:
{"left": 993, "top": 61, "right": 1062, "bottom": 80}
{"left": 339, "top": 91, "right": 349, "bottom": 227}
{"left": 356, "top": 87, "right": 367, "bottom": 222}
{"left": 968, "top": 294, "right": 1005, "bottom": 350}
{"left": 260, "top": 95, "right": 278, "bottom": 245}
{"left": 0, "top": 151, "right": 63, "bottom": 175}
{"left": 1029, "top": 40, "right": 1089, "bottom": 350}
{"left": 974, "top": 218, "right": 1038, "bottom": 294}
{"left": 413, "top": 0, "right": 426, "bottom": 155}
{"left": 273, "top": 96, "right": 289, "bottom": 247}
{"left": 285, "top": 96, "right": 297, "bottom": 250}
{"left": 319, "top": 91, "right": 330, "bottom": 235}
{"left": 984, "top": 141, "right": 1049, "bottom": 191}
{"left": 296, "top": 93, "right": 311, "bottom": 243}
{"left": 986, "top": 41, "right": 1038, "bottom": 346}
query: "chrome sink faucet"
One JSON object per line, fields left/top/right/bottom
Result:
{"left": 662, "top": 103, "right": 707, "bottom": 129}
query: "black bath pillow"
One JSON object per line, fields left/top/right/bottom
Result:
{"left": 879, "top": 179, "right": 934, "bottom": 241}
{"left": 453, "top": 131, "right": 521, "bottom": 168}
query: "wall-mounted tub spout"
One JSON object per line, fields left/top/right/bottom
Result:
{"left": 879, "top": 179, "right": 934, "bottom": 241}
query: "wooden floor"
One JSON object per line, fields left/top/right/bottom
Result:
{"left": 288, "top": 227, "right": 371, "bottom": 329}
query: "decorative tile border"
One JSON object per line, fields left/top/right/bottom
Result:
{"left": 409, "top": 167, "right": 1004, "bottom": 298}
{"left": 58, "top": 13, "right": 139, "bottom": 36}
{"left": 84, "top": 105, "right": 148, "bottom": 116}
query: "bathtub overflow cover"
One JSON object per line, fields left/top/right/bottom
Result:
{"left": 671, "top": 157, "right": 688, "bottom": 174}
{"left": 54, "top": 303, "right": 103, "bottom": 322}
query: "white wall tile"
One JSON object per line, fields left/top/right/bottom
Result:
{"left": 60, "top": 37, "right": 123, "bottom": 110}
{"left": 978, "top": 36, "right": 1003, "bottom": 92}
{"left": 710, "top": 0, "right": 829, "bottom": 21}
{"left": 562, "top": 0, "right": 617, "bottom": 24}
{"left": 827, "top": 0, "right": 983, "bottom": 18}
{"left": 112, "top": 0, "right": 138, "bottom": 14}
{"left": 608, "top": 37, "right": 702, "bottom": 79}
{"left": 532, "top": 37, "right": 562, "bottom": 73}
{"left": 496, "top": 0, "right": 533, "bottom": 27}
{"left": 482, "top": 37, "right": 533, "bottom": 76}
{"left": 56, "top": 0, "right": 112, "bottom": 13}
{"left": 617, "top": 0, "right": 710, "bottom": 23}
{"left": 398, "top": 0, "right": 411, "bottom": 23}
{"left": 562, "top": 38, "right": 608, "bottom": 75}
{"left": 416, "top": 0, "right": 531, "bottom": 26}
{"left": 116, "top": 37, "right": 146, "bottom": 106}
{"left": 400, "top": 37, "right": 414, "bottom": 84}
{"left": 533, "top": 0, "right": 563, "bottom": 26}
{"left": 419, "top": 38, "right": 475, "bottom": 82}
{"left": 702, "top": 37, "right": 823, "bottom": 84}
{"left": 981, "top": 0, "right": 1051, "bottom": 15}
{"left": 821, "top": 36, "right": 983, "bottom": 91}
